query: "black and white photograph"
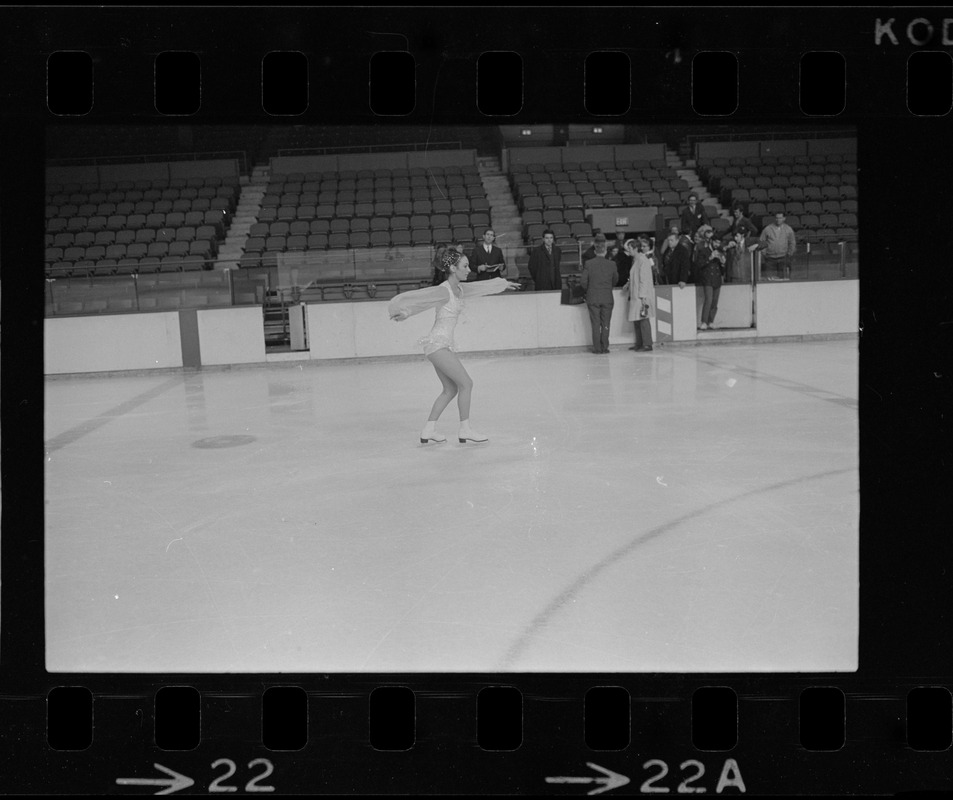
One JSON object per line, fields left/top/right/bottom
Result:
{"left": 43, "top": 122, "right": 859, "bottom": 673}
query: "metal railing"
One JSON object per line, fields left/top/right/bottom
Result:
{"left": 44, "top": 236, "right": 859, "bottom": 318}
{"left": 44, "top": 269, "right": 266, "bottom": 317}
{"left": 48, "top": 150, "right": 249, "bottom": 175}
{"left": 277, "top": 141, "right": 463, "bottom": 157}
{"left": 686, "top": 130, "right": 856, "bottom": 146}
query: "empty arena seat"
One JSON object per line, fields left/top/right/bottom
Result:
{"left": 838, "top": 212, "right": 857, "bottom": 228}
{"left": 563, "top": 194, "right": 583, "bottom": 209}
{"left": 412, "top": 200, "right": 433, "bottom": 215}
{"left": 522, "top": 196, "right": 543, "bottom": 213}
{"left": 411, "top": 229, "right": 433, "bottom": 246}
{"left": 155, "top": 227, "right": 175, "bottom": 244}
{"left": 391, "top": 230, "right": 411, "bottom": 247}
{"left": 570, "top": 222, "right": 592, "bottom": 238}
{"left": 138, "top": 256, "right": 161, "bottom": 274}
{"left": 307, "top": 233, "right": 328, "bottom": 250}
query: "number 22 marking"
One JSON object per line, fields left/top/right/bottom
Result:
{"left": 209, "top": 759, "right": 275, "bottom": 793}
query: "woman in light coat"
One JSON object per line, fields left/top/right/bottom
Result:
{"left": 623, "top": 238, "right": 656, "bottom": 352}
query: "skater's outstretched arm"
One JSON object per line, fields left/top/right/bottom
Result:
{"left": 388, "top": 285, "right": 452, "bottom": 321}
{"left": 458, "top": 277, "right": 521, "bottom": 298}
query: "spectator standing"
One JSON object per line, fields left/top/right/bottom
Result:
{"left": 527, "top": 229, "right": 562, "bottom": 291}
{"left": 580, "top": 228, "right": 602, "bottom": 264}
{"left": 721, "top": 208, "right": 757, "bottom": 284}
{"left": 679, "top": 193, "right": 707, "bottom": 237}
{"left": 725, "top": 231, "right": 764, "bottom": 284}
{"left": 646, "top": 236, "right": 660, "bottom": 284}
{"left": 624, "top": 237, "right": 656, "bottom": 352}
{"left": 469, "top": 228, "right": 507, "bottom": 281}
{"left": 612, "top": 232, "right": 632, "bottom": 287}
{"left": 759, "top": 212, "right": 797, "bottom": 281}
{"left": 665, "top": 229, "right": 695, "bottom": 287}
{"left": 693, "top": 225, "right": 726, "bottom": 330}
{"left": 578, "top": 234, "right": 617, "bottom": 354}
{"left": 726, "top": 205, "right": 759, "bottom": 240}
{"left": 658, "top": 224, "right": 681, "bottom": 284}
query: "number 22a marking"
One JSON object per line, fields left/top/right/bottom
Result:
{"left": 209, "top": 759, "right": 275, "bottom": 793}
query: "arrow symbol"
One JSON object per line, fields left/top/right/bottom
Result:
{"left": 116, "top": 763, "right": 194, "bottom": 795}
{"left": 545, "top": 762, "right": 630, "bottom": 795}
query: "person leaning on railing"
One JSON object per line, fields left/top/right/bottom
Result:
{"left": 759, "top": 212, "right": 797, "bottom": 282}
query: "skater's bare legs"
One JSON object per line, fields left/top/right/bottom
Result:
{"left": 426, "top": 358, "right": 458, "bottom": 421}
{"left": 427, "top": 348, "right": 473, "bottom": 421}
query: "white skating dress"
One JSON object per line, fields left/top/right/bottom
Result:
{"left": 388, "top": 278, "right": 511, "bottom": 355}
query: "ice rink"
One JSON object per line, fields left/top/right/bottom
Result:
{"left": 45, "top": 339, "right": 858, "bottom": 673}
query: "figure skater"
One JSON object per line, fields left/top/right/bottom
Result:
{"left": 388, "top": 250, "right": 520, "bottom": 445}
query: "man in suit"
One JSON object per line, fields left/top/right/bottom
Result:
{"left": 578, "top": 234, "right": 618, "bottom": 354}
{"left": 469, "top": 228, "right": 507, "bottom": 281}
{"left": 579, "top": 228, "right": 602, "bottom": 264}
{"left": 527, "top": 229, "right": 562, "bottom": 291}
{"left": 668, "top": 228, "right": 695, "bottom": 287}
{"left": 611, "top": 229, "right": 630, "bottom": 286}
{"left": 679, "top": 193, "right": 707, "bottom": 238}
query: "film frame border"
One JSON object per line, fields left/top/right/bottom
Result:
{"left": 2, "top": 4, "right": 952, "bottom": 795}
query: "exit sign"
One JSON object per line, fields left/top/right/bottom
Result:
{"left": 615, "top": 217, "right": 629, "bottom": 227}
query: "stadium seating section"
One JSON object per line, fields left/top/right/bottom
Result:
{"left": 694, "top": 152, "right": 857, "bottom": 246}
{"left": 234, "top": 165, "right": 487, "bottom": 270}
{"left": 45, "top": 175, "right": 238, "bottom": 278}
{"left": 509, "top": 158, "right": 689, "bottom": 246}
{"left": 44, "top": 140, "right": 857, "bottom": 316}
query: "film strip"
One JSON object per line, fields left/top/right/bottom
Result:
{"left": 2, "top": 5, "right": 952, "bottom": 795}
